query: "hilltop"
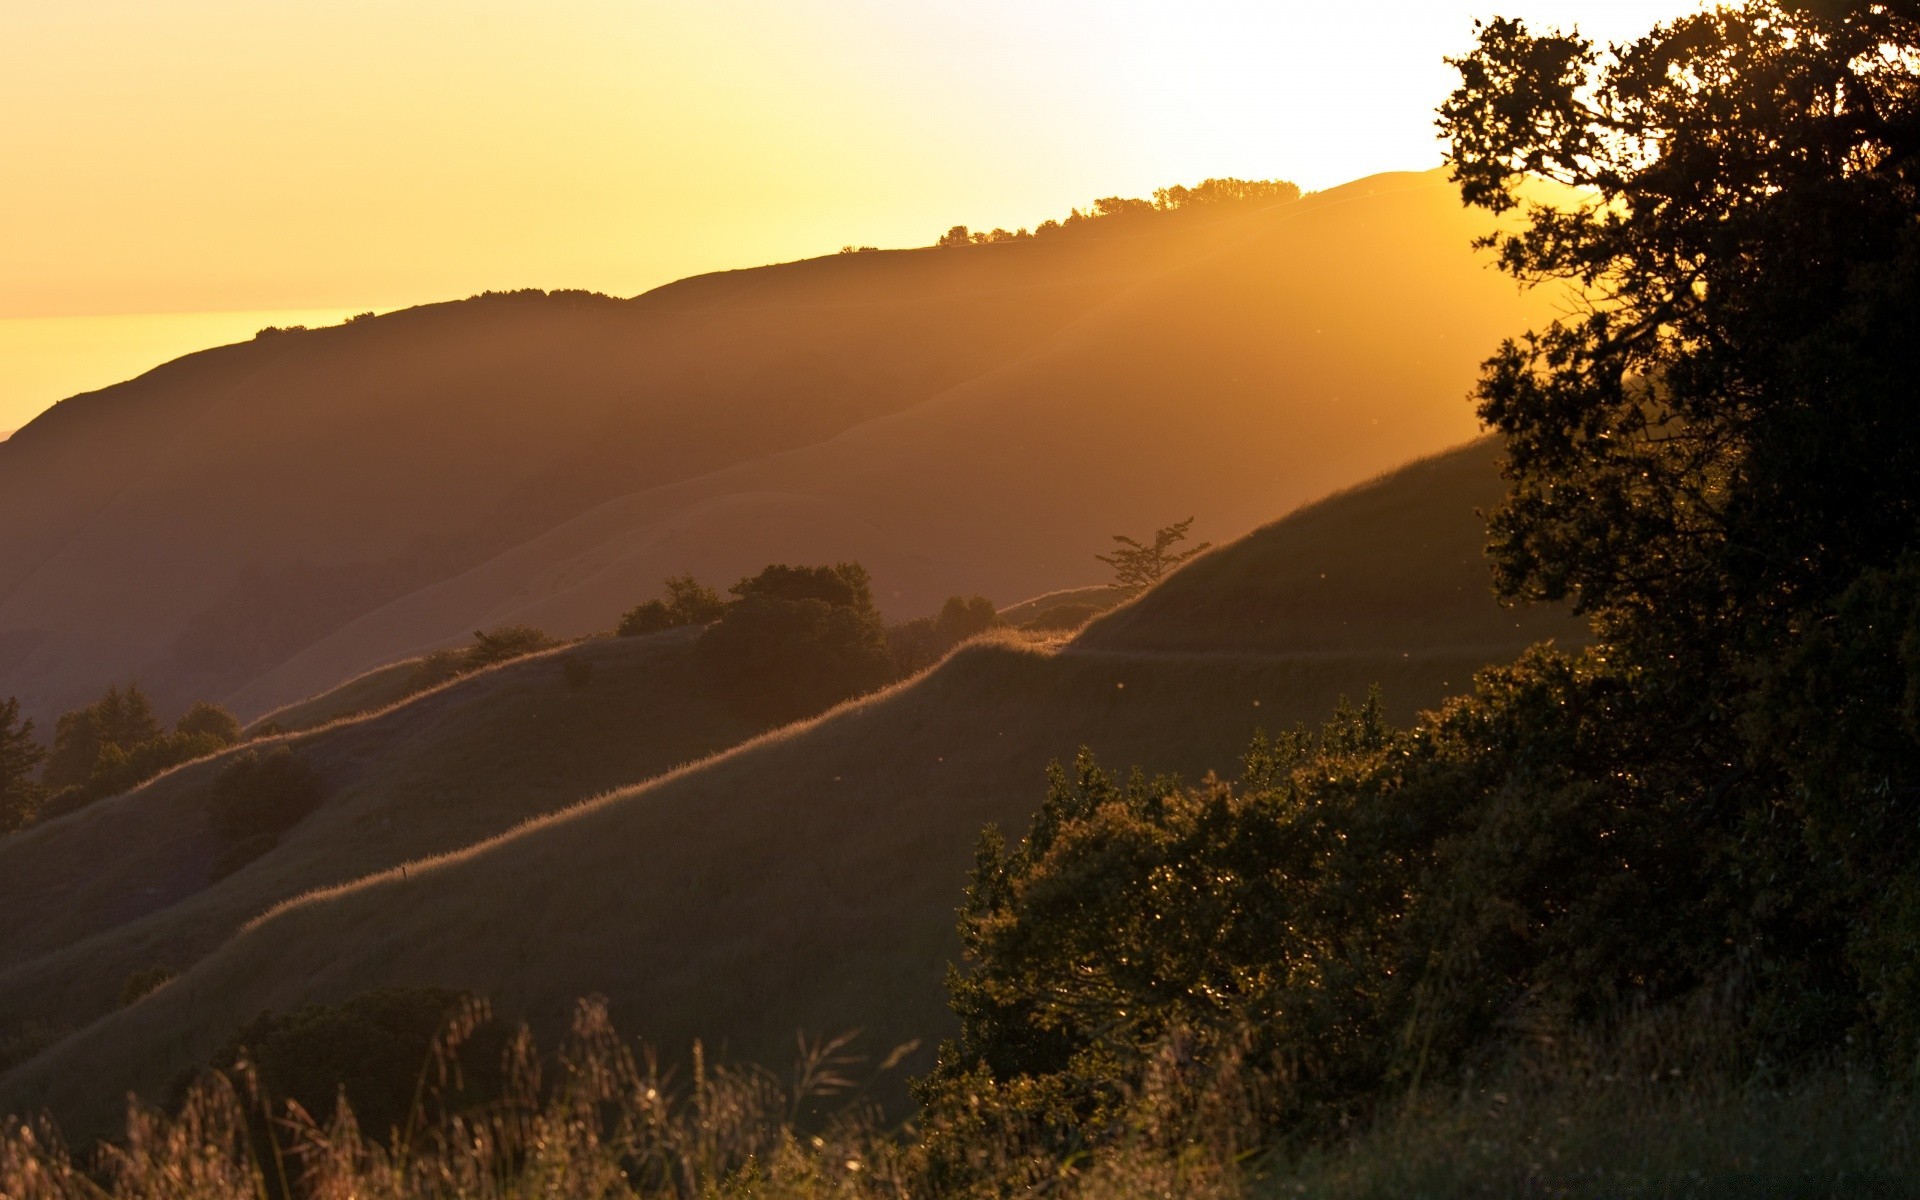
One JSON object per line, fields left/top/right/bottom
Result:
{"left": 0, "top": 170, "right": 1555, "bottom": 728}
{"left": 0, "top": 439, "right": 1580, "bottom": 1133}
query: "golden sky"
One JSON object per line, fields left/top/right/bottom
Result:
{"left": 0, "top": 0, "right": 1695, "bottom": 431}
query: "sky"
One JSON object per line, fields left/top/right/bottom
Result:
{"left": 0, "top": 0, "right": 1696, "bottom": 433}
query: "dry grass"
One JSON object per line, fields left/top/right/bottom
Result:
{"left": 1, "top": 998, "right": 1909, "bottom": 1200}
{"left": 246, "top": 654, "right": 438, "bottom": 735}
{"left": 0, "top": 442, "right": 1571, "bottom": 1141}
{"left": 0, "top": 631, "right": 762, "bottom": 1081}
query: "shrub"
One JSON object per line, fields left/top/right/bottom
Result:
{"left": 174, "top": 701, "right": 242, "bottom": 745}
{"left": 699, "top": 563, "right": 896, "bottom": 724}
{"left": 204, "top": 747, "right": 324, "bottom": 877}
{"left": 463, "top": 625, "right": 556, "bottom": 669}
{"left": 190, "top": 988, "right": 512, "bottom": 1145}
{"left": 617, "top": 574, "right": 728, "bottom": 637}
{"left": 888, "top": 595, "right": 1003, "bottom": 674}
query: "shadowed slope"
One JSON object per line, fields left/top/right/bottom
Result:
{"left": 0, "top": 230, "right": 1217, "bottom": 727}
{"left": 0, "top": 170, "right": 1557, "bottom": 726}
{"left": 0, "top": 441, "right": 1582, "bottom": 1135}
{"left": 1076, "top": 437, "right": 1573, "bottom": 657}
{"left": 228, "top": 173, "right": 1558, "bottom": 717}
{"left": 0, "top": 631, "right": 762, "bottom": 1064}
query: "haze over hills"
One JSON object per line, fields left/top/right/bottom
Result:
{"left": 0, "top": 170, "right": 1554, "bottom": 728}
{"left": 0, "top": 438, "right": 1581, "bottom": 1134}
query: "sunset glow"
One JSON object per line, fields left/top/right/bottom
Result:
{"left": 2, "top": 0, "right": 1695, "bottom": 431}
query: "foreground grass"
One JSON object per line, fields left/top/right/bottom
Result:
{"left": 3, "top": 999, "right": 1913, "bottom": 1200}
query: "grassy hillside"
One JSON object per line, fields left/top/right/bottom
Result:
{"left": 0, "top": 631, "right": 764, "bottom": 1073}
{"left": 0, "top": 441, "right": 1583, "bottom": 1135}
{"left": 0, "top": 170, "right": 1558, "bottom": 727}
{"left": 243, "top": 654, "right": 434, "bottom": 735}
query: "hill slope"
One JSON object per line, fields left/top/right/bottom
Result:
{"left": 0, "top": 631, "right": 764, "bottom": 1068}
{"left": 0, "top": 439, "right": 1580, "bottom": 1133}
{"left": 0, "top": 171, "right": 1556, "bottom": 726}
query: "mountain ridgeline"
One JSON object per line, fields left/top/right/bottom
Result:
{"left": 0, "top": 169, "right": 1555, "bottom": 731}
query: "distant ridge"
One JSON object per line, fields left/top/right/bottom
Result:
{"left": 0, "top": 169, "right": 1557, "bottom": 728}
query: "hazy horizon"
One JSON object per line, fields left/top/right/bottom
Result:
{"left": 0, "top": 0, "right": 1700, "bottom": 433}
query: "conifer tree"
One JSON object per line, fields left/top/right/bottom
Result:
{"left": 0, "top": 696, "right": 45, "bottom": 832}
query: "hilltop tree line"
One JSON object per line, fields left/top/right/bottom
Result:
{"left": 0, "top": 685, "right": 246, "bottom": 833}
{"left": 930, "top": 175, "right": 1302, "bottom": 248}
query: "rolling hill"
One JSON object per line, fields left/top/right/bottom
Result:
{"left": 0, "top": 630, "right": 766, "bottom": 1073}
{"left": 0, "top": 438, "right": 1581, "bottom": 1135}
{"left": 0, "top": 170, "right": 1557, "bottom": 728}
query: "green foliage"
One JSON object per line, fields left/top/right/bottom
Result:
{"left": 35, "top": 690, "right": 236, "bottom": 823}
{"left": 43, "top": 683, "right": 161, "bottom": 791}
{"left": 174, "top": 701, "right": 243, "bottom": 745}
{"left": 698, "top": 563, "right": 896, "bottom": 724}
{"left": 204, "top": 747, "right": 324, "bottom": 878}
{"left": 887, "top": 595, "right": 1002, "bottom": 674}
{"left": 617, "top": 573, "right": 728, "bottom": 637}
{"left": 0, "top": 697, "right": 44, "bottom": 834}
{"left": 1095, "top": 517, "right": 1210, "bottom": 594}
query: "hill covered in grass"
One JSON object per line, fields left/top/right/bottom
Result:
{"left": 0, "top": 630, "right": 766, "bottom": 1077}
{"left": 0, "top": 170, "right": 1556, "bottom": 728}
{"left": 0, "top": 439, "right": 1581, "bottom": 1135}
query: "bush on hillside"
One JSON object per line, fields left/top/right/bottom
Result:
{"left": 1095, "top": 517, "right": 1210, "bottom": 595}
{"left": 887, "top": 595, "right": 1002, "bottom": 674}
{"left": 924, "top": 659, "right": 1816, "bottom": 1163}
{"left": 174, "top": 700, "right": 243, "bottom": 744}
{"left": 187, "top": 988, "right": 512, "bottom": 1145}
{"left": 698, "top": 563, "right": 896, "bottom": 724}
{"left": 617, "top": 574, "right": 728, "bottom": 637}
{"left": 204, "top": 747, "right": 324, "bottom": 878}
{"left": 400, "top": 625, "right": 559, "bottom": 698}
{"left": 463, "top": 625, "right": 557, "bottom": 669}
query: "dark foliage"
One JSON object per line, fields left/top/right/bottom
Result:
{"left": 698, "top": 563, "right": 896, "bottom": 724}
{"left": 616, "top": 574, "right": 728, "bottom": 637}
{"left": 0, "top": 696, "right": 44, "bottom": 833}
{"left": 887, "top": 595, "right": 1002, "bottom": 674}
{"left": 463, "top": 625, "right": 557, "bottom": 670}
{"left": 1095, "top": 517, "right": 1210, "bottom": 594}
{"left": 936, "top": 176, "right": 1301, "bottom": 248}
{"left": 402, "top": 625, "right": 559, "bottom": 696}
{"left": 205, "top": 747, "right": 324, "bottom": 878}
{"left": 192, "top": 988, "right": 512, "bottom": 1146}
{"left": 923, "top": 0, "right": 1920, "bottom": 1163}
{"left": 175, "top": 700, "right": 244, "bottom": 744}
{"left": 43, "top": 683, "right": 161, "bottom": 791}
